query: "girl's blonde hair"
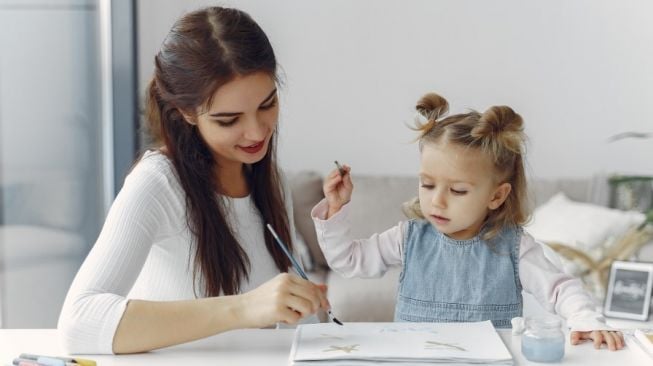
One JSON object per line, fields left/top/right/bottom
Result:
{"left": 402, "top": 92, "right": 529, "bottom": 240}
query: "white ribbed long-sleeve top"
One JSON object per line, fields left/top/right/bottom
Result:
{"left": 58, "top": 151, "right": 294, "bottom": 354}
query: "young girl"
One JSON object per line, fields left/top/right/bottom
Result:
{"left": 58, "top": 7, "right": 328, "bottom": 354}
{"left": 312, "top": 92, "right": 624, "bottom": 351}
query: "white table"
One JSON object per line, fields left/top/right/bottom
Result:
{"left": 0, "top": 327, "right": 650, "bottom": 365}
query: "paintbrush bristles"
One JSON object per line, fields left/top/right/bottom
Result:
{"left": 334, "top": 160, "right": 345, "bottom": 176}
{"left": 328, "top": 310, "right": 343, "bottom": 325}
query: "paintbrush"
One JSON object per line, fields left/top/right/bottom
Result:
{"left": 266, "top": 223, "right": 343, "bottom": 326}
{"left": 334, "top": 160, "right": 346, "bottom": 176}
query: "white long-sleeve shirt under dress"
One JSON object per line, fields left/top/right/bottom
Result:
{"left": 58, "top": 151, "right": 302, "bottom": 354}
{"left": 311, "top": 199, "right": 612, "bottom": 332}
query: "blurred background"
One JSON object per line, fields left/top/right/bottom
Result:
{"left": 0, "top": 0, "right": 652, "bottom": 328}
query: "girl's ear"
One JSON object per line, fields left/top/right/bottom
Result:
{"left": 488, "top": 182, "right": 511, "bottom": 210}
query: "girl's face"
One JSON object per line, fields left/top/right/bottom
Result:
{"left": 418, "top": 142, "right": 511, "bottom": 240}
{"left": 189, "top": 72, "right": 279, "bottom": 169}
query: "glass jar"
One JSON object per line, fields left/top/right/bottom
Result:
{"left": 521, "top": 317, "right": 565, "bottom": 363}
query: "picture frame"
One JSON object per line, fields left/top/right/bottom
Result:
{"left": 604, "top": 261, "right": 653, "bottom": 321}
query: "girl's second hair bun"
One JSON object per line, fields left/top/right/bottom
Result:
{"left": 474, "top": 105, "right": 523, "bottom": 138}
{"left": 416, "top": 92, "right": 449, "bottom": 121}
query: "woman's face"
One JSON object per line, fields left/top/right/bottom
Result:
{"left": 191, "top": 72, "right": 279, "bottom": 168}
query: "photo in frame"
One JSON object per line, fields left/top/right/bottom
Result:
{"left": 603, "top": 261, "right": 653, "bottom": 321}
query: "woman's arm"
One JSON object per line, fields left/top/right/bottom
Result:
{"left": 59, "top": 158, "right": 330, "bottom": 354}
{"left": 113, "top": 273, "right": 326, "bottom": 353}
{"left": 59, "top": 159, "right": 181, "bottom": 354}
{"left": 113, "top": 296, "right": 242, "bottom": 353}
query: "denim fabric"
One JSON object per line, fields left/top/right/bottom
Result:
{"left": 394, "top": 220, "right": 523, "bottom": 328}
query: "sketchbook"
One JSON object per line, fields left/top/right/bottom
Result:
{"left": 289, "top": 320, "right": 513, "bottom": 365}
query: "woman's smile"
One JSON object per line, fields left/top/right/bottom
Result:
{"left": 239, "top": 140, "right": 265, "bottom": 154}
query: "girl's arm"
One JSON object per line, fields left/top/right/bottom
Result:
{"left": 519, "top": 232, "right": 623, "bottom": 350}
{"left": 519, "top": 232, "right": 603, "bottom": 327}
{"left": 311, "top": 198, "right": 404, "bottom": 278}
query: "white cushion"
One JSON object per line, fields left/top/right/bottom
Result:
{"left": 525, "top": 192, "right": 645, "bottom": 252}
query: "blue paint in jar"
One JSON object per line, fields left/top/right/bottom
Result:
{"left": 521, "top": 317, "right": 565, "bottom": 363}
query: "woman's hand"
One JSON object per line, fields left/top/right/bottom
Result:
{"left": 323, "top": 164, "right": 353, "bottom": 219}
{"left": 240, "top": 273, "right": 330, "bottom": 328}
{"left": 570, "top": 330, "right": 624, "bottom": 351}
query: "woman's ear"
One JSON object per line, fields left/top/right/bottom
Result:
{"left": 488, "top": 182, "right": 511, "bottom": 210}
{"left": 180, "top": 110, "right": 198, "bottom": 126}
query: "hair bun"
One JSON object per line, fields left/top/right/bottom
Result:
{"left": 473, "top": 105, "right": 524, "bottom": 153}
{"left": 416, "top": 92, "right": 449, "bottom": 121}
{"left": 474, "top": 106, "right": 523, "bottom": 137}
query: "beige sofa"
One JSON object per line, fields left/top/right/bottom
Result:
{"left": 287, "top": 171, "right": 653, "bottom": 322}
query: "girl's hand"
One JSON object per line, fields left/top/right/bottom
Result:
{"left": 570, "top": 330, "right": 624, "bottom": 351}
{"left": 323, "top": 164, "right": 353, "bottom": 219}
{"left": 240, "top": 273, "right": 330, "bottom": 328}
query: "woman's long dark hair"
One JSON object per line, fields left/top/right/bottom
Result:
{"left": 145, "top": 7, "right": 292, "bottom": 296}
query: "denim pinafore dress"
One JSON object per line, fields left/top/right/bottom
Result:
{"left": 394, "top": 220, "right": 523, "bottom": 328}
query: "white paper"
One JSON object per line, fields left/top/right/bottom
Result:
{"left": 290, "top": 321, "right": 513, "bottom": 365}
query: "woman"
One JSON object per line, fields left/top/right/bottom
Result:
{"left": 58, "top": 6, "right": 328, "bottom": 354}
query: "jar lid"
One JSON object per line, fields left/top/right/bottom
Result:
{"left": 526, "top": 316, "right": 562, "bottom": 330}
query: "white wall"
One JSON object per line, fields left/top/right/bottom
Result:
{"left": 138, "top": 0, "right": 653, "bottom": 179}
